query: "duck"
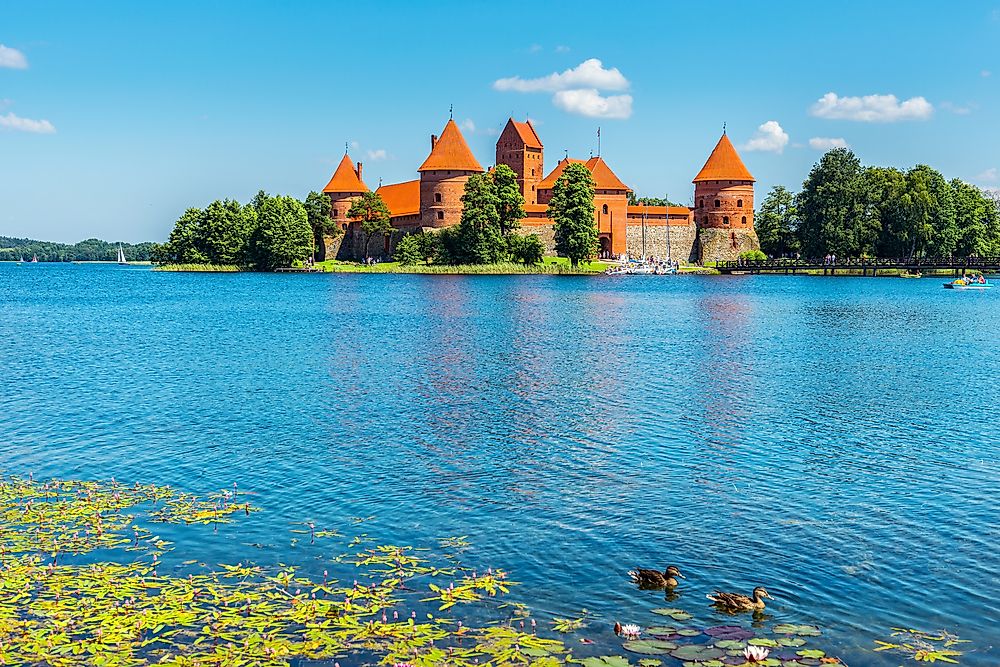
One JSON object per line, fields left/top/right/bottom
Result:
{"left": 628, "top": 565, "right": 685, "bottom": 588}
{"left": 707, "top": 586, "right": 773, "bottom": 612}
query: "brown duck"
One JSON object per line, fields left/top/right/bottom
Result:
{"left": 628, "top": 565, "right": 685, "bottom": 588}
{"left": 707, "top": 586, "right": 773, "bottom": 612}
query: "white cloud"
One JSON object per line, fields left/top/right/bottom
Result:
{"left": 977, "top": 167, "right": 998, "bottom": 183}
{"left": 366, "top": 149, "right": 388, "bottom": 161}
{"left": 0, "top": 111, "right": 55, "bottom": 133}
{"left": 810, "top": 92, "right": 933, "bottom": 122}
{"left": 555, "top": 45, "right": 570, "bottom": 53}
{"left": 528, "top": 44, "right": 542, "bottom": 53}
{"left": 982, "top": 70, "right": 992, "bottom": 78}
{"left": 460, "top": 118, "right": 475, "bottom": 133}
{"left": 0, "top": 44, "right": 27, "bottom": 69}
{"left": 809, "top": 137, "right": 849, "bottom": 150}
{"left": 493, "top": 58, "right": 629, "bottom": 93}
{"left": 742, "top": 120, "right": 789, "bottom": 153}
{"left": 941, "top": 101, "right": 974, "bottom": 115}
{"left": 552, "top": 89, "right": 632, "bottom": 119}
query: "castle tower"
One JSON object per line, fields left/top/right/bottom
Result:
{"left": 418, "top": 119, "right": 484, "bottom": 228}
{"left": 322, "top": 153, "right": 368, "bottom": 231}
{"left": 496, "top": 118, "right": 543, "bottom": 205}
{"left": 692, "top": 133, "right": 760, "bottom": 262}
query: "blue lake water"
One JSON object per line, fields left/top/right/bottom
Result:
{"left": 1, "top": 262, "right": 998, "bottom": 665}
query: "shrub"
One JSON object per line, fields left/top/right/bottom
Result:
{"left": 395, "top": 234, "right": 422, "bottom": 265}
{"left": 738, "top": 249, "right": 767, "bottom": 262}
{"left": 507, "top": 234, "right": 545, "bottom": 265}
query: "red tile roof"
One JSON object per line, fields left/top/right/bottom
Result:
{"left": 692, "top": 133, "right": 755, "bottom": 183}
{"left": 376, "top": 180, "right": 420, "bottom": 217}
{"left": 537, "top": 156, "right": 631, "bottom": 191}
{"left": 418, "top": 119, "right": 484, "bottom": 172}
{"left": 322, "top": 153, "right": 368, "bottom": 193}
{"left": 626, "top": 205, "right": 693, "bottom": 216}
{"left": 506, "top": 118, "right": 542, "bottom": 149}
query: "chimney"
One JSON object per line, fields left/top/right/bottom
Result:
{"left": 431, "top": 134, "right": 438, "bottom": 150}
{"left": 356, "top": 161, "right": 363, "bottom": 183}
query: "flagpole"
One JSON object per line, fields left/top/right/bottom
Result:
{"left": 665, "top": 193, "right": 672, "bottom": 266}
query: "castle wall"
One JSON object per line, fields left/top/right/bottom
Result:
{"left": 626, "top": 222, "right": 698, "bottom": 263}
{"left": 341, "top": 222, "right": 417, "bottom": 261}
{"left": 698, "top": 227, "right": 760, "bottom": 263}
{"left": 693, "top": 181, "right": 754, "bottom": 230}
{"left": 515, "top": 224, "right": 557, "bottom": 254}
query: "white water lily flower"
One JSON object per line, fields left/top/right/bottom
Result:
{"left": 743, "top": 645, "right": 770, "bottom": 662}
{"left": 620, "top": 623, "right": 641, "bottom": 639}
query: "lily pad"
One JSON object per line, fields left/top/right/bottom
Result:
{"left": 776, "top": 637, "right": 807, "bottom": 647}
{"left": 670, "top": 645, "right": 725, "bottom": 661}
{"left": 748, "top": 637, "right": 779, "bottom": 647}
{"left": 713, "top": 639, "right": 747, "bottom": 650}
{"left": 623, "top": 639, "right": 678, "bottom": 655}
{"left": 705, "top": 625, "right": 755, "bottom": 640}
{"left": 637, "top": 660, "right": 662, "bottom": 666}
{"left": 772, "top": 623, "right": 821, "bottom": 637}
{"left": 581, "top": 657, "right": 632, "bottom": 667}
{"left": 646, "top": 625, "right": 678, "bottom": 635}
{"left": 651, "top": 607, "right": 693, "bottom": 621}
{"left": 797, "top": 649, "right": 825, "bottom": 658}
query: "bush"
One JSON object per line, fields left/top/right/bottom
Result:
{"left": 395, "top": 234, "right": 422, "bottom": 265}
{"left": 507, "top": 234, "right": 545, "bottom": 265}
{"left": 738, "top": 249, "right": 767, "bottom": 262}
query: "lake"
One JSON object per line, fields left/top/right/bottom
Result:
{"left": 1, "top": 262, "right": 997, "bottom": 665}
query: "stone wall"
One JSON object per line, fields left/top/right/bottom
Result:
{"left": 340, "top": 223, "right": 416, "bottom": 261}
{"left": 698, "top": 227, "right": 760, "bottom": 263}
{"left": 516, "top": 224, "right": 557, "bottom": 254}
{"left": 625, "top": 223, "right": 698, "bottom": 262}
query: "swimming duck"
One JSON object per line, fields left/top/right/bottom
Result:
{"left": 628, "top": 565, "right": 685, "bottom": 588}
{"left": 707, "top": 586, "right": 773, "bottom": 612}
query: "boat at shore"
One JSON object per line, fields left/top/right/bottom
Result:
{"left": 944, "top": 278, "right": 992, "bottom": 290}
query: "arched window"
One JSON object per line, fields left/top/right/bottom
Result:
{"left": 723, "top": 216, "right": 730, "bottom": 225}
{"left": 737, "top": 199, "right": 743, "bottom": 208}
{"left": 699, "top": 199, "right": 704, "bottom": 208}
{"left": 741, "top": 216, "right": 747, "bottom": 225}
{"left": 602, "top": 204, "right": 609, "bottom": 214}
{"left": 437, "top": 211, "right": 444, "bottom": 220}
{"left": 715, "top": 199, "right": 721, "bottom": 208}
{"left": 531, "top": 185, "right": 535, "bottom": 191}
{"left": 434, "top": 192, "right": 442, "bottom": 203}
{"left": 703, "top": 217, "right": 709, "bottom": 225}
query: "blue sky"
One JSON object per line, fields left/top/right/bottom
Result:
{"left": 2, "top": 1, "right": 999, "bottom": 243}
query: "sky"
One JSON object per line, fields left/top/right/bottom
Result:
{"left": 2, "top": 1, "right": 999, "bottom": 243}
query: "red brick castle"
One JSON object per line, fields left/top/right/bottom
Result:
{"left": 322, "top": 118, "right": 760, "bottom": 263}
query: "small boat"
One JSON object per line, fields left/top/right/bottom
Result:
{"left": 16, "top": 255, "right": 24, "bottom": 265}
{"left": 944, "top": 278, "right": 992, "bottom": 290}
{"left": 31, "top": 254, "right": 38, "bottom": 263}
{"left": 900, "top": 271, "right": 922, "bottom": 278}
{"left": 631, "top": 264, "right": 655, "bottom": 275}
{"left": 117, "top": 243, "right": 128, "bottom": 265}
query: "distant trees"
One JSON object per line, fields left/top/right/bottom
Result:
{"left": 347, "top": 192, "right": 391, "bottom": 261}
{"left": 0, "top": 237, "right": 157, "bottom": 262}
{"left": 550, "top": 162, "right": 597, "bottom": 266}
{"left": 762, "top": 148, "right": 1000, "bottom": 259}
{"left": 626, "top": 193, "right": 683, "bottom": 207}
{"left": 155, "top": 192, "right": 311, "bottom": 269}
{"left": 303, "top": 191, "right": 335, "bottom": 256}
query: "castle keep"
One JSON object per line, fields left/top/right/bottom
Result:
{"left": 322, "top": 118, "right": 760, "bottom": 263}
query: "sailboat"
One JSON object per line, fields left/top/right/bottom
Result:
{"left": 117, "top": 244, "right": 127, "bottom": 265}
{"left": 17, "top": 255, "right": 24, "bottom": 265}
{"left": 30, "top": 254, "right": 38, "bottom": 263}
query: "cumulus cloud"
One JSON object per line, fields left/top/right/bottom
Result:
{"left": 809, "top": 137, "right": 849, "bottom": 150}
{"left": 0, "top": 111, "right": 55, "bottom": 133}
{"left": 366, "top": 149, "right": 388, "bottom": 161}
{"left": 552, "top": 89, "right": 632, "bottom": 119}
{"left": 977, "top": 167, "right": 998, "bottom": 183}
{"left": 493, "top": 58, "right": 629, "bottom": 93}
{"left": 742, "top": 120, "right": 789, "bottom": 153}
{"left": 810, "top": 92, "right": 933, "bottom": 122}
{"left": 460, "top": 118, "right": 475, "bottom": 133}
{"left": 0, "top": 44, "right": 28, "bottom": 69}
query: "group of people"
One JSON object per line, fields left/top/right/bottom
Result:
{"left": 961, "top": 272, "right": 988, "bottom": 284}
{"left": 822, "top": 253, "right": 838, "bottom": 265}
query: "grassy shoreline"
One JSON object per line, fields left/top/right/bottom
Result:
{"left": 153, "top": 263, "right": 242, "bottom": 272}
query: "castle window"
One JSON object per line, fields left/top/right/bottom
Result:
{"left": 602, "top": 204, "right": 609, "bottom": 214}
{"left": 384, "top": 234, "right": 390, "bottom": 252}
{"left": 437, "top": 211, "right": 444, "bottom": 220}
{"left": 737, "top": 199, "right": 743, "bottom": 208}
{"left": 531, "top": 169, "right": 535, "bottom": 176}
{"left": 703, "top": 217, "right": 709, "bottom": 225}
{"left": 741, "top": 216, "right": 747, "bottom": 225}
{"left": 342, "top": 223, "right": 347, "bottom": 231}
{"left": 715, "top": 199, "right": 721, "bottom": 208}
{"left": 699, "top": 199, "right": 704, "bottom": 208}
{"left": 332, "top": 209, "right": 338, "bottom": 218}
{"left": 435, "top": 192, "right": 442, "bottom": 203}
{"left": 723, "top": 216, "right": 730, "bottom": 225}
{"left": 531, "top": 185, "right": 535, "bottom": 191}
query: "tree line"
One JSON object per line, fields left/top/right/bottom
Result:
{"left": 153, "top": 191, "right": 332, "bottom": 270}
{"left": 0, "top": 237, "right": 157, "bottom": 262}
{"left": 756, "top": 148, "right": 1000, "bottom": 259}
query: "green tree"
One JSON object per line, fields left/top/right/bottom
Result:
{"left": 201, "top": 199, "right": 256, "bottom": 265}
{"left": 507, "top": 233, "right": 545, "bottom": 265}
{"left": 549, "top": 163, "right": 597, "bottom": 266}
{"left": 952, "top": 180, "right": 1000, "bottom": 257}
{"left": 492, "top": 164, "right": 526, "bottom": 236}
{"left": 251, "top": 195, "right": 312, "bottom": 270}
{"left": 755, "top": 185, "right": 799, "bottom": 257}
{"left": 162, "top": 208, "right": 208, "bottom": 264}
{"left": 303, "top": 190, "right": 335, "bottom": 257}
{"left": 394, "top": 234, "right": 422, "bottom": 265}
{"left": 795, "top": 148, "right": 866, "bottom": 257}
{"left": 347, "top": 191, "right": 391, "bottom": 261}
{"left": 415, "top": 231, "right": 440, "bottom": 263}
{"left": 457, "top": 172, "right": 504, "bottom": 263}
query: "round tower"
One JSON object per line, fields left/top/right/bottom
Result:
{"left": 692, "top": 133, "right": 760, "bottom": 262}
{"left": 418, "top": 118, "right": 484, "bottom": 228}
{"left": 323, "top": 153, "right": 368, "bottom": 233}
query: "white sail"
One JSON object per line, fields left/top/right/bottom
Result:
{"left": 117, "top": 244, "right": 127, "bottom": 264}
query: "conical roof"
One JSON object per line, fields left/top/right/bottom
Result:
{"left": 692, "top": 133, "right": 755, "bottom": 183}
{"left": 323, "top": 154, "right": 368, "bottom": 193}
{"left": 418, "top": 119, "right": 484, "bottom": 172}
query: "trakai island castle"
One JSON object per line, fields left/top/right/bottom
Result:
{"left": 321, "top": 118, "right": 761, "bottom": 263}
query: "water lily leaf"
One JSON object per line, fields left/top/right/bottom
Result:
{"left": 713, "top": 639, "right": 747, "bottom": 649}
{"left": 776, "top": 637, "right": 807, "bottom": 647}
{"left": 580, "top": 657, "right": 631, "bottom": 667}
{"left": 623, "top": 639, "right": 678, "bottom": 654}
{"left": 773, "top": 624, "right": 821, "bottom": 636}
{"left": 749, "top": 638, "right": 779, "bottom": 647}
{"left": 669, "top": 645, "right": 725, "bottom": 661}
{"left": 637, "top": 659, "right": 662, "bottom": 666}
{"left": 705, "top": 625, "right": 755, "bottom": 640}
{"left": 797, "top": 649, "right": 825, "bottom": 658}
{"left": 646, "top": 625, "right": 678, "bottom": 635}
{"left": 651, "top": 608, "right": 693, "bottom": 621}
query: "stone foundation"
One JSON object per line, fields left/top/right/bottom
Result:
{"left": 698, "top": 227, "right": 760, "bottom": 263}
{"left": 517, "top": 224, "right": 557, "bottom": 254}
{"left": 625, "top": 223, "right": 697, "bottom": 262}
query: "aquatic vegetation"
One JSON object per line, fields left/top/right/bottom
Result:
{"left": 874, "top": 627, "right": 970, "bottom": 663}
{"left": 551, "top": 610, "right": 588, "bottom": 633}
{"left": 743, "top": 645, "right": 770, "bottom": 662}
